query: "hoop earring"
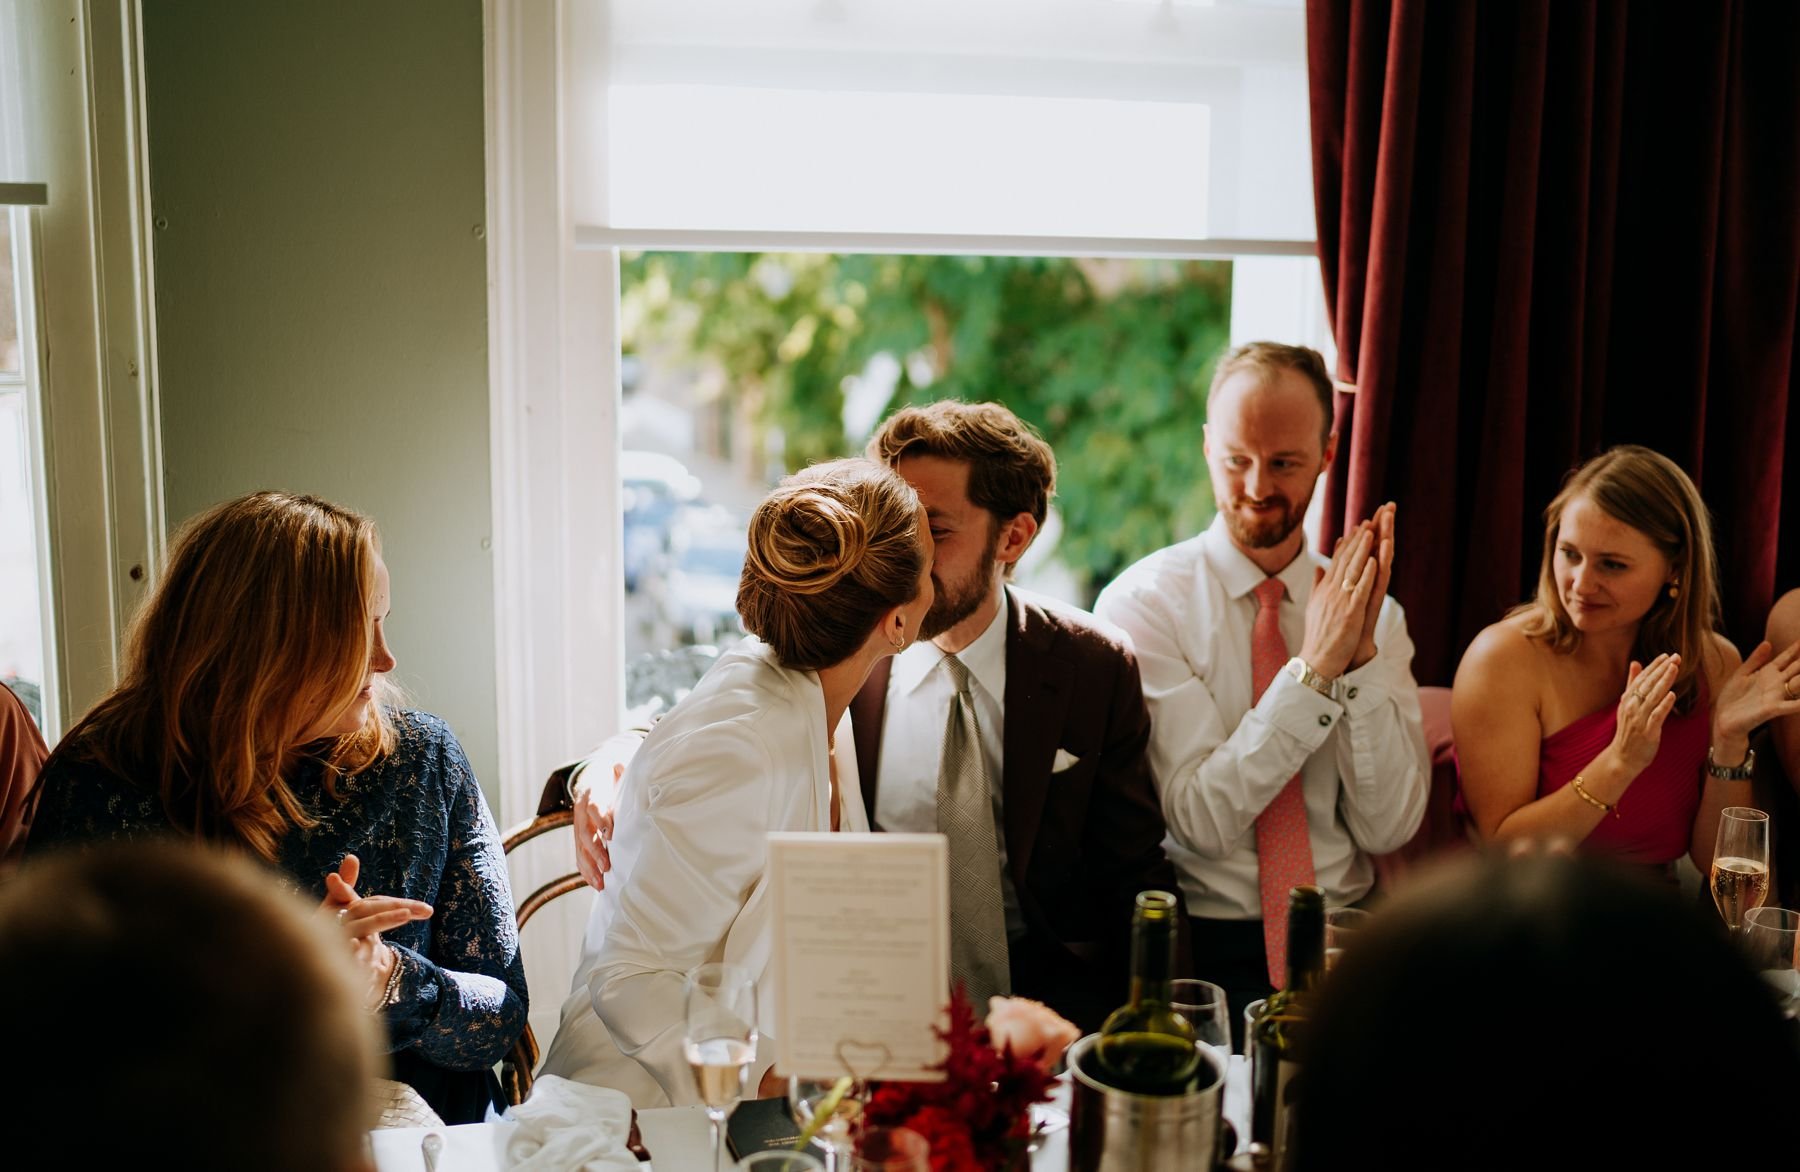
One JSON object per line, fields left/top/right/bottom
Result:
{"left": 889, "top": 625, "right": 907, "bottom": 651}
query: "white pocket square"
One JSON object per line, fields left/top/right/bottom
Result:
{"left": 1052, "top": 748, "right": 1082, "bottom": 773}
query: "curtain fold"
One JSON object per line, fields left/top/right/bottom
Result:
{"left": 1309, "top": 0, "right": 1800, "bottom": 687}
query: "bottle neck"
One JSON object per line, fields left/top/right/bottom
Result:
{"left": 1129, "top": 910, "right": 1177, "bottom": 1005}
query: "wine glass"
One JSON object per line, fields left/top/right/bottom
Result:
{"left": 684, "top": 962, "right": 758, "bottom": 1172}
{"left": 1241, "top": 997, "right": 1268, "bottom": 1057}
{"left": 738, "top": 1154, "right": 825, "bottom": 1172}
{"left": 1741, "top": 906, "right": 1800, "bottom": 1014}
{"left": 1324, "top": 907, "right": 1370, "bottom": 970}
{"left": 788, "top": 1075, "right": 866, "bottom": 1172}
{"left": 851, "top": 1127, "right": 930, "bottom": 1172}
{"left": 1170, "top": 978, "right": 1232, "bottom": 1063}
{"left": 1710, "top": 807, "right": 1771, "bottom": 930}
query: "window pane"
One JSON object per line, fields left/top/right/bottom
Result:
{"left": 0, "top": 388, "right": 44, "bottom": 726}
{"left": 618, "top": 252, "right": 1232, "bottom": 705}
{"left": 609, "top": 87, "right": 1210, "bottom": 238}
{"left": 0, "top": 212, "right": 18, "bottom": 374}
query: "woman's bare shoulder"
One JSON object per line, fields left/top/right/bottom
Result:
{"left": 1769, "top": 588, "right": 1800, "bottom": 644}
{"left": 1457, "top": 613, "right": 1546, "bottom": 682}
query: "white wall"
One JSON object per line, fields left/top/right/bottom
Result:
{"left": 140, "top": 0, "right": 500, "bottom": 789}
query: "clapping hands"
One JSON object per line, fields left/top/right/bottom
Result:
{"left": 1299, "top": 502, "right": 1397, "bottom": 679}
{"left": 321, "top": 853, "right": 433, "bottom": 1010}
{"left": 1712, "top": 638, "right": 1800, "bottom": 764}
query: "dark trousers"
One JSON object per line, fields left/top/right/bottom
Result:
{"left": 1188, "top": 915, "right": 1274, "bottom": 1053}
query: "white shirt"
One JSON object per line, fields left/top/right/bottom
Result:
{"left": 1095, "top": 515, "right": 1429, "bottom": 920}
{"left": 875, "top": 592, "right": 1025, "bottom": 940}
{"left": 538, "top": 639, "right": 870, "bottom": 1106}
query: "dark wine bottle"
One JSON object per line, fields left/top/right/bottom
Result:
{"left": 1250, "top": 885, "right": 1326, "bottom": 1170}
{"left": 1092, "top": 890, "right": 1199, "bottom": 1096}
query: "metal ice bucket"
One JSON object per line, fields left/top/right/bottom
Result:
{"left": 1067, "top": 1033, "right": 1226, "bottom": 1172}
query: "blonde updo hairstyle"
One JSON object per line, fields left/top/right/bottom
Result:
{"left": 738, "top": 458, "right": 927, "bottom": 671}
{"left": 1518, "top": 445, "right": 1720, "bottom": 714}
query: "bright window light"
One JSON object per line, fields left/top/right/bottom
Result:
{"left": 608, "top": 86, "right": 1210, "bottom": 238}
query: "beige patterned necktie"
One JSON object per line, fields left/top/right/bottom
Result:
{"left": 937, "top": 653, "right": 1011, "bottom": 1006}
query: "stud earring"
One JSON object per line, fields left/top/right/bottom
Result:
{"left": 1667, "top": 583, "right": 1679, "bottom": 600}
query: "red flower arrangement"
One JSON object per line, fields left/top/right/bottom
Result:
{"left": 860, "top": 990, "right": 1075, "bottom": 1172}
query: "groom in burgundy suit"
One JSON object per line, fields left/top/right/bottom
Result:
{"left": 852, "top": 400, "right": 1184, "bottom": 1031}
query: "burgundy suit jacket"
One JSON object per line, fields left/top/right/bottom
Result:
{"left": 851, "top": 588, "right": 1185, "bottom": 1031}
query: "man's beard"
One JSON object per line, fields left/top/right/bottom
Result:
{"left": 1220, "top": 493, "right": 1307, "bottom": 550}
{"left": 919, "top": 523, "right": 1003, "bottom": 640}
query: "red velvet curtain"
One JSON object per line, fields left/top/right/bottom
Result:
{"left": 1308, "top": 0, "right": 1800, "bottom": 687}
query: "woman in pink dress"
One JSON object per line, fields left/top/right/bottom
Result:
{"left": 1454, "top": 446, "right": 1800, "bottom": 871}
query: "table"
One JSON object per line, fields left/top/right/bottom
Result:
{"left": 370, "top": 1056, "right": 1252, "bottom": 1171}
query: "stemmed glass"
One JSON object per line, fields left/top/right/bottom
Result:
{"left": 1710, "top": 807, "right": 1771, "bottom": 930}
{"left": 1741, "top": 906, "right": 1800, "bottom": 1013}
{"left": 788, "top": 1075, "right": 866, "bottom": 1172}
{"left": 852, "top": 1127, "right": 930, "bottom": 1172}
{"left": 684, "top": 963, "right": 759, "bottom": 1172}
{"left": 1170, "top": 978, "right": 1232, "bottom": 1064}
{"left": 1324, "top": 907, "right": 1371, "bottom": 970}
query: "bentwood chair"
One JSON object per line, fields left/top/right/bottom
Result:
{"left": 498, "top": 729, "right": 652, "bottom": 1106}
{"left": 498, "top": 757, "right": 590, "bottom": 1107}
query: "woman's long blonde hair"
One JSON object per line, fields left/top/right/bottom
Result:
{"left": 1517, "top": 445, "right": 1720, "bottom": 713}
{"left": 50, "top": 491, "right": 396, "bottom": 861}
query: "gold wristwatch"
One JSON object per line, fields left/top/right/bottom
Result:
{"left": 1284, "top": 656, "right": 1336, "bottom": 700}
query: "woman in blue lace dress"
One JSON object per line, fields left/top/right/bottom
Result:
{"left": 27, "top": 491, "right": 526, "bottom": 1124}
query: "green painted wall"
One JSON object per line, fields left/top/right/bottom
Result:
{"left": 140, "top": 1, "right": 499, "bottom": 789}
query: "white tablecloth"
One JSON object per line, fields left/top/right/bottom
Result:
{"left": 370, "top": 1056, "right": 1252, "bottom": 1172}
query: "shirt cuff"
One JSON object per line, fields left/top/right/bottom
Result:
{"left": 1335, "top": 657, "right": 1395, "bottom": 720}
{"left": 1261, "top": 670, "right": 1344, "bottom": 748}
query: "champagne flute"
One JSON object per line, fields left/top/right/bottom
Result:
{"left": 788, "top": 1075, "right": 865, "bottom": 1172}
{"left": 685, "top": 962, "right": 758, "bottom": 1172}
{"left": 1710, "top": 807, "right": 1771, "bottom": 930}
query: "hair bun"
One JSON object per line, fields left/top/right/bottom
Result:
{"left": 745, "top": 485, "right": 870, "bottom": 596}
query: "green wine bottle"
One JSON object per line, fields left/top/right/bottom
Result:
{"left": 1093, "top": 890, "right": 1199, "bottom": 1096}
{"left": 1250, "top": 885, "right": 1326, "bottom": 1170}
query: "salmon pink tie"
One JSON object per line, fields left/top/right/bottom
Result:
{"left": 1251, "top": 577, "right": 1317, "bottom": 988}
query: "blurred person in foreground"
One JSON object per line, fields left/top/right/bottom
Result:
{"left": 1454, "top": 446, "right": 1800, "bottom": 875}
{"left": 541, "top": 458, "right": 934, "bottom": 1105}
{"left": 1295, "top": 851, "right": 1800, "bottom": 1171}
{"left": 1, "top": 843, "right": 382, "bottom": 1171}
{"left": 26, "top": 491, "right": 525, "bottom": 1123}
{"left": 1095, "top": 341, "right": 1428, "bottom": 1037}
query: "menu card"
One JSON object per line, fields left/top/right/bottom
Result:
{"left": 767, "top": 831, "right": 949, "bottom": 1082}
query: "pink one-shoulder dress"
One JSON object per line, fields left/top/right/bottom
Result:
{"left": 1536, "top": 699, "right": 1711, "bottom": 865}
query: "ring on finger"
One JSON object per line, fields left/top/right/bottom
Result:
{"left": 1786, "top": 678, "right": 1797, "bottom": 702}
{"left": 1340, "top": 577, "right": 1356, "bottom": 593}
{"left": 336, "top": 907, "right": 350, "bottom": 922}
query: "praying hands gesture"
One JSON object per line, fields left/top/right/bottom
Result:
{"left": 321, "top": 853, "right": 433, "bottom": 1010}
{"left": 1299, "top": 502, "right": 1397, "bottom": 679}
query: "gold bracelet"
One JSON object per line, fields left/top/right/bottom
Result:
{"left": 1569, "top": 774, "right": 1620, "bottom": 819}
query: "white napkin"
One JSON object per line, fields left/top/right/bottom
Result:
{"left": 504, "top": 1075, "right": 640, "bottom": 1171}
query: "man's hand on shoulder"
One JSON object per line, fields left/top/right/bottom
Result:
{"left": 572, "top": 761, "right": 624, "bottom": 891}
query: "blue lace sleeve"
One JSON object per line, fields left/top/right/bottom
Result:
{"left": 379, "top": 722, "right": 529, "bottom": 1070}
